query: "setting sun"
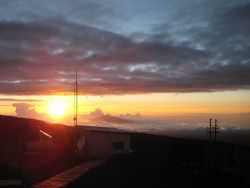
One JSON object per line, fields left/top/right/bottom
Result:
{"left": 48, "top": 100, "right": 67, "bottom": 117}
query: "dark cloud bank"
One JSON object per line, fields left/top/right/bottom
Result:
{"left": 0, "top": 1, "right": 249, "bottom": 95}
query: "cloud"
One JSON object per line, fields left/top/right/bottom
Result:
{"left": 0, "top": 98, "right": 43, "bottom": 102}
{"left": 89, "top": 108, "right": 105, "bottom": 118}
{"left": 120, "top": 113, "right": 141, "bottom": 117}
{"left": 0, "top": 2, "right": 249, "bottom": 95}
{"left": 0, "top": 0, "right": 121, "bottom": 29}
{"left": 12, "top": 103, "right": 46, "bottom": 119}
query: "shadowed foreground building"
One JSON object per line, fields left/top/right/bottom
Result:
{"left": 0, "top": 116, "right": 72, "bottom": 186}
{"left": 1, "top": 116, "right": 250, "bottom": 188}
{"left": 76, "top": 126, "right": 131, "bottom": 158}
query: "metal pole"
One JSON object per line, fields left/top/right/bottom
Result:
{"left": 75, "top": 67, "right": 78, "bottom": 127}
{"left": 209, "top": 118, "right": 212, "bottom": 142}
{"left": 74, "top": 67, "right": 78, "bottom": 127}
{"left": 214, "top": 119, "right": 217, "bottom": 143}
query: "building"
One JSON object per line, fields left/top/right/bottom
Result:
{"left": 0, "top": 116, "right": 66, "bottom": 185}
{"left": 77, "top": 126, "right": 131, "bottom": 158}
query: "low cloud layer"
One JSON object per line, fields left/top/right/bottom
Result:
{"left": 12, "top": 103, "right": 46, "bottom": 120}
{"left": 89, "top": 108, "right": 105, "bottom": 118}
{"left": 0, "top": 1, "right": 249, "bottom": 95}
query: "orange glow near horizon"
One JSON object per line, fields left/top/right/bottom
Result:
{"left": 0, "top": 90, "right": 249, "bottom": 120}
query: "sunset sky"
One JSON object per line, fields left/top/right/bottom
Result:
{"left": 0, "top": 0, "right": 249, "bottom": 124}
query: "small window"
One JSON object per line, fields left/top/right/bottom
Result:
{"left": 113, "top": 142, "right": 124, "bottom": 150}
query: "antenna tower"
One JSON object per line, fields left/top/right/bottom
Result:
{"left": 74, "top": 67, "right": 78, "bottom": 127}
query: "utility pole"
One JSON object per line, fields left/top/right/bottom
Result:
{"left": 207, "top": 118, "right": 220, "bottom": 143}
{"left": 205, "top": 118, "right": 220, "bottom": 170}
{"left": 214, "top": 119, "right": 218, "bottom": 143}
{"left": 207, "top": 118, "right": 212, "bottom": 142}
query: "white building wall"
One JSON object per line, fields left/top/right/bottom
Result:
{"left": 85, "top": 131, "right": 130, "bottom": 158}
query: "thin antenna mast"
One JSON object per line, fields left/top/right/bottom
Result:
{"left": 74, "top": 67, "right": 78, "bottom": 127}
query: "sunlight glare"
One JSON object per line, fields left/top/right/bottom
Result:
{"left": 48, "top": 100, "right": 67, "bottom": 117}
